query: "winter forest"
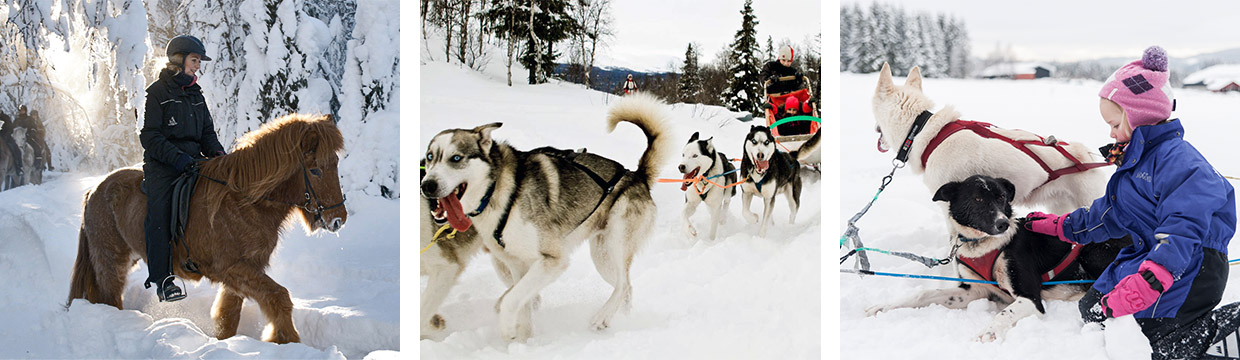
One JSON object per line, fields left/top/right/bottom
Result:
{"left": 421, "top": 0, "right": 821, "bottom": 117}
{"left": 0, "top": 0, "right": 399, "bottom": 198}
{"left": 839, "top": 2, "right": 970, "bottom": 77}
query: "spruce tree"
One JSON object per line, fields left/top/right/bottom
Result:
{"left": 679, "top": 43, "right": 702, "bottom": 103}
{"left": 725, "top": 0, "right": 762, "bottom": 116}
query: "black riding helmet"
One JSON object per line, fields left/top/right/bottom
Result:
{"left": 166, "top": 35, "right": 212, "bottom": 61}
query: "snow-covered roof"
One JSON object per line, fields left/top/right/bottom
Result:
{"left": 977, "top": 62, "right": 1057, "bottom": 77}
{"left": 1182, "top": 64, "right": 1240, "bottom": 91}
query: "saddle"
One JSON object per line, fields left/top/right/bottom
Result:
{"left": 171, "top": 170, "right": 201, "bottom": 274}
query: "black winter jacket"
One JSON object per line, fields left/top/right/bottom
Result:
{"left": 140, "top": 69, "right": 226, "bottom": 167}
{"left": 761, "top": 60, "right": 807, "bottom": 95}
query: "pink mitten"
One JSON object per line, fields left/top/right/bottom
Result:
{"left": 1024, "top": 211, "right": 1073, "bottom": 243}
{"left": 1101, "top": 261, "right": 1174, "bottom": 318}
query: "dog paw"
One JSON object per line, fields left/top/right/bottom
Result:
{"left": 864, "top": 304, "right": 894, "bottom": 317}
{"left": 743, "top": 212, "right": 758, "bottom": 223}
{"left": 430, "top": 314, "right": 445, "bottom": 330}
{"left": 975, "top": 330, "right": 999, "bottom": 343}
{"left": 590, "top": 313, "right": 611, "bottom": 331}
{"left": 687, "top": 225, "right": 698, "bottom": 237}
{"left": 500, "top": 321, "right": 531, "bottom": 342}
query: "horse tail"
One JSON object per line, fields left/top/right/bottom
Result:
{"left": 605, "top": 93, "right": 674, "bottom": 188}
{"left": 66, "top": 193, "right": 96, "bottom": 309}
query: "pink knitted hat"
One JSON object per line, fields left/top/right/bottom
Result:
{"left": 1098, "top": 46, "right": 1175, "bottom": 128}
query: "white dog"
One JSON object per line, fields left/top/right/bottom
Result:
{"left": 871, "top": 62, "right": 1109, "bottom": 214}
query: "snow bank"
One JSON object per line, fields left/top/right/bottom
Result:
{"left": 419, "top": 57, "right": 822, "bottom": 356}
{"left": 0, "top": 171, "right": 398, "bottom": 358}
{"left": 839, "top": 72, "right": 1240, "bottom": 358}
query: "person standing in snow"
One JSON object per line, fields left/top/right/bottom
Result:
{"left": 761, "top": 45, "right": 809, "bottom": 96}
{"left": 0, "top": 108, "right": 21, "bottom": 183}
{"left": 139, "top": 34, "right": 228, "bottom": 302}
{"left": 1026, "top": 46, "right": 1240, "bottom": 359}
{"left": 14, "top": 106, "right": 51, "bottom": 171}
{"left": 620, "top": 74, "right": 639, "bottom": 95}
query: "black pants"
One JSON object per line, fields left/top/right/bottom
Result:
{"left": 1080, "top": 248, "right": 1230, "bottom": 359}
{"left": 143, "top": 162, "right": 179, "bottom": 287}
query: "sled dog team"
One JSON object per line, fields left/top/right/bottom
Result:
{"left": 420, "top": 93, "right": 820, "bottom": 340}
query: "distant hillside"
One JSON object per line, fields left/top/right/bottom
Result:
{"left": 1049, "top": 47, "right": 1240, "bottom": 85}
{"left": 553, "top": 63, "right": 673, "bottom": 94}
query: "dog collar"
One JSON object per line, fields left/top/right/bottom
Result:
{"left": 957, "top": 233, "right": 986, "bottom": 243}
{"left": 895, "top": 110, "right": 934, "bottom": 164}
{"left": 466, "top": 181, "right": 496, "bottom": 217}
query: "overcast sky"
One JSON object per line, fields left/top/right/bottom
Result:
{"left": 603, "top": 0, "right": 821, "bottom": 72}
{"left": 846, "top": 0, "right": 1240, "bottom": 62}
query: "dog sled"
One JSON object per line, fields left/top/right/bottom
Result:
{"left": 764, "top": 81, "right": 820, "bottom": 167}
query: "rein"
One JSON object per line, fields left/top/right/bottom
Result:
{"left": 192, "top": 159, "right": 345, "bottom": 224}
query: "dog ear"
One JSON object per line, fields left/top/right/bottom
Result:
{"left": 688, "top": 131, "right": 699, "bottom": 144}
{"left": 473, "top": 122, "right": 502, "bottom": 155}
{"left": 932, "top": 181, "right": 959, "bottom": 203}
{"left": 996, "top": 177, "right": 1016, "bottom": 202}
{"left": 877, "top": 62, "right": 895, "bottom": 96}
{"left": 906, "top": 66, "right": 923, "bottom": 91}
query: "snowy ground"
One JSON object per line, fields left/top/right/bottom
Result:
{"left": 0, "top": 171, "right": 399, "bottom": 358}
{"left": 838, "top": 71, "right": 1240, "bottom": 358}
{"left": 418, "top": 61, "right": 822, "bottom": 357}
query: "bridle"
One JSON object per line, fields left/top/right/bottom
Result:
{"left": 195, "top": 158, "right": 345, "bottom": 225}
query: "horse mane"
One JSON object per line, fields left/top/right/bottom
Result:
{"left": 199, "top": 113, "right": 344, "bottom": 208}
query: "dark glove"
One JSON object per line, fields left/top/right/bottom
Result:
{"left": 173, "top": 153, "right": 194, "bottom": 173}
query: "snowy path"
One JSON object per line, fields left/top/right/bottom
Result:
{"left": 838, "top": 72, "right": 1240, "bottom": 358}
{"left": 0, "top": 172, "right": 399, "bottom": 359}
{"left": 419, "top": 62, "right": 822, "bottom": 358}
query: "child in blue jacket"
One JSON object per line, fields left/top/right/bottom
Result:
{"left": 1027, "top": 46, "right": 1240, "bottom": 359}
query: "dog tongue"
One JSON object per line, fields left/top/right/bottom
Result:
{"left": 439, "top": 194, "right": 472, "bottom": 232}
{"left": 877, "top": 135, "right": 890, "bottom": 153}
{"left": 756, "top": 159, "right": 769, "bottom": 172}
{"left": 681, "top": 169, "right": 699, "bottom": 191}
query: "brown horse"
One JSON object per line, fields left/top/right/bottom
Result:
{"left": 67, "top": 113, "right": 347, "bottom": 344}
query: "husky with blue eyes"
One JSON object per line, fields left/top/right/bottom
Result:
{"left": 739, "top": 125, "right": 819, "bottom": 237}
{"left": 419, "top": 93, "right": 673, "bottom": 342}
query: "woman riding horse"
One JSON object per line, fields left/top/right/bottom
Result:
{"left": 140, "top": 34, "right": 227, "bottom": 302}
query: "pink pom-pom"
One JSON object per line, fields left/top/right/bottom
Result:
{"left": 1142, "top": 46, "right": 1168, "bottom": 72}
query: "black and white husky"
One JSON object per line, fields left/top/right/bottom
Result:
{"left": 866, "top": 175, "right": 1126, "bottom": 342}
{"left": 679, "top": 132, "right": 737, "bottom": 240}
{"left": 739, "top": 125, "right": 819, "bottom": 237}
{"left": 420, "top": 93, "right": 673, "bottom": 342}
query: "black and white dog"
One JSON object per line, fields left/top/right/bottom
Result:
{"left": 866, "top": 175, "right": 1127, "bottom": 342}
{"left": 739, "top": 125, "right": 819, "bottom": 237}
{"left": 679, "top": 132, "right": 737, "bottom": 240}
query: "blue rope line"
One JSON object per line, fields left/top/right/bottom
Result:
{"left": 704, "top": 168, "right": 739, "bottom": 180}
{"left": 841, "top": 268, "right": 1096, "bottom": 286}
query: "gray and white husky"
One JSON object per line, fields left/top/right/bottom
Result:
{"left": 678, "top": 132, "right": 737, "bottom": 240}
{"left": 420, "top": 93, "right": 673, "bottom": 342}
{"left": 739, "top": 125, "right": 820, "bottom": 237}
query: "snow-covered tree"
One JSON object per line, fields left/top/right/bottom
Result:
{"left": 724, "top": 0, "right": 762, "bottom": 116}
{"left": 337, "top": 0, "right": 400, "bottom": 198}
{"left": 678, "top": 43, "right": 702, "bottom": 103}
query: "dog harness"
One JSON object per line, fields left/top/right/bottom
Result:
{"left": 491, "top": 147, "right": 628, "bottom": 248}
{"left": 921, "top": 119, "right": 1110, "bottom": 184}
{"left": 958, "top": 242, "right": 1086, "bottom": 285}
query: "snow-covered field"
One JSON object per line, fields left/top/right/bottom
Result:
{"left": 839, "top": 71, "right": 1240, "bottom": 358}
{"left": 0, "top": 171, "right": 399, "bottom": 358}
{"left": 418, "top": 61, "right": 822, "bottom": 356}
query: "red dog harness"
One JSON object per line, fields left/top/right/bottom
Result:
{"left": 958, "top": 243, "right": 1085, "bottom": 285}
{"left": 922, "top": 120, "right": 1110, "bottom": 183}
